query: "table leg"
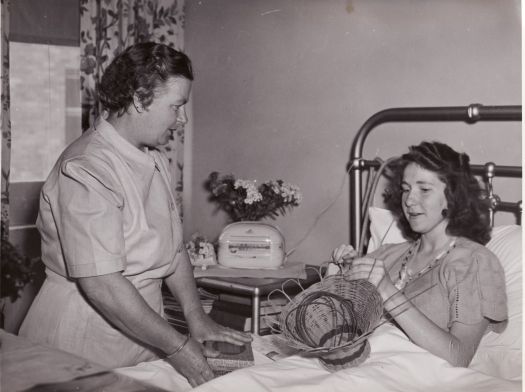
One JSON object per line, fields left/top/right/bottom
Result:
{"left": 251, "top": 292, "right": 260, "bottom": 335}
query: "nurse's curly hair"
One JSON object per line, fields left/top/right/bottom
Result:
{"left": 384, "top": 141, "right": 491, "bottom": 244}
{"left": 98, "top": 42, "right": 193, "bottom": 116}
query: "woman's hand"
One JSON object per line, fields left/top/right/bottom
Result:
{"left": 186, "top": 309, "right": 252, "bottom": 353}
{"left": 347, "top": 257, "right": 396, "bottom": 299}
{"left": 331, "top": 244, "right": 358, "bottom": 265}
{"left": 164, "top": 337, "right": 216, "bottom": 387}
{"left": 327, "top": 244, "right": 358, "bottom": 275}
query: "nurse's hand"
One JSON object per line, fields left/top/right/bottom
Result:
{"left": 165, "top": 336, "right": 215, "bottom": 387}
{"left": 187, "top": 309, "right": 252, "bottom": 353}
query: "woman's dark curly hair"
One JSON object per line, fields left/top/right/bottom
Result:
{"left": 98, "top": 42, "right": 193, "bottom": 117}
{"left": 384, "top": 141, "right": 491, "bottom": 244}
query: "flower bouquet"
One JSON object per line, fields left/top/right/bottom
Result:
{"left": 185, "top": 232, "right": 217, "bottom": 270}
{"left": 205, "top": 172, "right": 302, "bottom": 222}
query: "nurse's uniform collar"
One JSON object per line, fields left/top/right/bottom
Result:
{"left": 94, "top": 116, "right": 157, "bottom": 179}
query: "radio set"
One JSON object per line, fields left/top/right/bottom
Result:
{"left": 217, "top": 222, "right": 286, "bottom": 269}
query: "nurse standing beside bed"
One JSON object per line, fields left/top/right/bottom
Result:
{"left": 331, "top": 141, "right": 507, "bottom": 367}
{"left": 19, "top": 42, "right": 251, "bottom": 387}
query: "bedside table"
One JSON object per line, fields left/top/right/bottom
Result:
{"left": 196, "top": 265, "right": 322, "bottom": 335}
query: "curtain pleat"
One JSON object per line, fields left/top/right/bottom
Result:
{"left": 1, "top": 0, "right": 11, "bottom": 241}
{"left": 80, "top": 0, "right": 186, "bottom": 217}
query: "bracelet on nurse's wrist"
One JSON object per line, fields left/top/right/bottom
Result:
{"left": 166, "top": 334, "right": 190, "bottom": 359}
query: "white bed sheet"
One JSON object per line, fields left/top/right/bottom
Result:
{"left": 116, "top": 323, "right": 521, "bottom": 392}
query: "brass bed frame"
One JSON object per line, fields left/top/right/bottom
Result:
{"left": 348, "top": 103, "right": 522, "bottom": 249}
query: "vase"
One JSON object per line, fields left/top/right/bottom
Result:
{"left": 217, "top": 221, "right": 285, "bottom": 269}
{"left": 188, "top": 248, "right": 217, "bottom": 270}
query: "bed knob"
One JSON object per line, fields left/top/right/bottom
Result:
{"left": 485, "top": 162, "right": 496, "bottom": 179}
{"left": 467, "top": 103, "right": 482, "bottom": 122}
{"left": 489, "top": 193, "right": 501, "bottom": 209}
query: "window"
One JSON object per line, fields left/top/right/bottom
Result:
{"left": 8, "top": 0, "right": 80, "bottom": 259}
{"left": 10, "top": 43, "right": 81, "bottom": 181}
{"left": 9, "top": 0, "right": 80, "bottom": 181}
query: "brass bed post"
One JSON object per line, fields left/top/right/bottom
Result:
{"left": 472, "top": 162, "right": 523, "bottom": 226}
{"left": 349, "top": 104, "right": 522, "bottom": 248}
{"left": 485, "top": 162, "right": 498, "bottom": 226}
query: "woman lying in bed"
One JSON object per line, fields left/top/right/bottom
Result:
{"left": 332, "top": 141, "right": 507, "bottom": 367}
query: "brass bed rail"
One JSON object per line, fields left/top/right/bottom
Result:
{"left": 348, "top": 104, "right": 522, "bottom": 248}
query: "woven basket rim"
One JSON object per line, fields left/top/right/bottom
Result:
{"left": 278, "top": 275, "right": 383, "bottom": 353}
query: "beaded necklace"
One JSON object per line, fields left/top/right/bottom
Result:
{"left": 394, "top": 237, "right": 457, "bottom": 291}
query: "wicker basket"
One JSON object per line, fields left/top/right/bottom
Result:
{"left": 278, "top": 274, "right": 383, "bottom": 370}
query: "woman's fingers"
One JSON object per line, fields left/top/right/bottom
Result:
{"left": 345, "top": 258, "right": 386, "bottom": 286}
{"left": 331, "top": 245, "right": 346, "bottom": 261}
{"left": 331, "top": 244, "right": 357, "bottom": 263}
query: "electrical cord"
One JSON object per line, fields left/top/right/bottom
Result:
{"left": 285, "top": 161, "right": 355, "bottom": 257}
{"left": 286, "top": 155, "right": 398, "bottom": 258}
{"left": 357, "top": 157, "right": 399, "bottom": 256}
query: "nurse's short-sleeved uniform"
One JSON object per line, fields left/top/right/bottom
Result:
{"left": 19, "top": 118, "right": 184, "bottom": 368}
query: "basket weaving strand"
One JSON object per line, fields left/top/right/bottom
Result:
{"left": 277, "top": 274, "right": 383, "bottom": 370}
{"left": 310, "top": 270, "right": 441, "bottom": 355}
{"left": 286, "top": 291, "right": 360, "bottom": 349}
{"left": 272, "top": 260, "right": 443, "bottom": 370}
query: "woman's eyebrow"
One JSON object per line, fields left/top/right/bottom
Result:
{"left": 401, "top": 180, "right": 434, "bottom": 186}
{"left": 415, "top": 180, "right": 435, "bottom": 186}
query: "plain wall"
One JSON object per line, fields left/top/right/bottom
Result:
{"left": 184, "top": 0, "right": 521, "bottom": 265}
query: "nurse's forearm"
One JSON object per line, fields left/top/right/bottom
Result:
{"left": 77, "top": 272, "right": 186, "bottom": 356}
{"left": 165, "top": 249, "right": 206, "bottom": 320}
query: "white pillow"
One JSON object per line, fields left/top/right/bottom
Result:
{"left": 471, "top": 225, "right": 522, "bottom": 380}
{"left": 479, "top": 225, "right": 522, "bottom": 349}
{"left": 367, "top": 206, "right": 407, "bottom": 253}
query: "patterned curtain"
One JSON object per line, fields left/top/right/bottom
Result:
{"left": 80, "top": 0, "right": 186, "bottom": 215}
{"left": 0, "top": 0, "right": 11, "bottom": 241}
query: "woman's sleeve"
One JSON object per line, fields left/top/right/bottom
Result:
{"left": 53, "top": 156, "right": 126, "bottom": 278}
{"left": 443, "top": 248, "right": 507, "bottom": 328}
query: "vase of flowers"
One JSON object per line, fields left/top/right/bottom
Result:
{"left": 185, "top": 232, "right": 217, "bottom": 270}
{"left": 205, "top": 172, "right": 302, "bottom": 269}
{"left": 205, "top": 172, "right": 303, "bottom": 222}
